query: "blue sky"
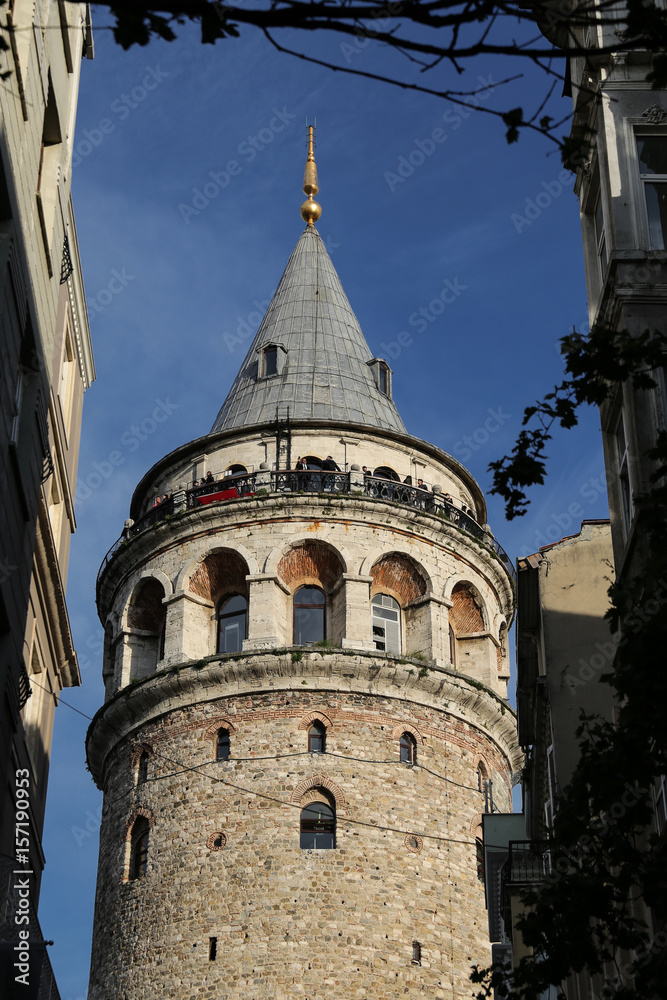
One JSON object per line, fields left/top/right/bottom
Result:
{"left": 41, "top": 14, "right": 609, "bottom": 998}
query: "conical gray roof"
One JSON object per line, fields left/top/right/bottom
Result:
{"left": 211, "top": 226, "right": 406, "bottom": 434}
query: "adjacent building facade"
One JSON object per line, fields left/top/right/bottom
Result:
{"left": 0, "top": 2, "right": 94, "bottom": 996}
{"left": 86, "top": 143, "right": 520, "bottom": 999}
{"left": 480, "top": 7, "right": 667, "bottom": 994}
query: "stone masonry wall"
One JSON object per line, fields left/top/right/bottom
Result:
{"left": 88, "top": 683, "right": 512, "bottom": 1000}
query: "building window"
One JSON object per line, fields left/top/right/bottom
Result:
{"left": 412, "top": 941, "right": 422, "bottom": 965}
{"left": 217, "top": 595, "right": 247, "bottom": 654}
{"left": 372, "top": 594, "right": 401, "bottom": 654}
{"left": 130, "top": 818, "right": 150, "bottom": 880}
{"left": 449, "top": 625, "right": 456, "bottom": 665}
{"left": 293, "top": 586, "right": 325, "bottom": 644}
{"left": 594, "top": 189, "right": 608, "bottom": 278}
{"left": 216, "top": 728, "right": 231, "bottom": 762}
{"left": 636, "top": 133, "right": 667, "bottom": 249}
{"left": 367, "top": 358, "right": 392, "bottom": 398}
{"left": 614, "top": 410, "right": 634, "bottom": 537}
{"left": 654, "top": 775, "right": 667, "bottom": 834}
{"left": 400, "top": 732, "right": 417, "bottom": 765}
{"left": 300, "top": 800, "right": 335, "bottom": 849}
{"left": 263, "top": 345, "right": 278, "bottom": 377}
{"left": 308, "top": 721, "right": 325, "bottom": 753}
{"left": 138, "top": 751, "right": 149, "bottom": 784}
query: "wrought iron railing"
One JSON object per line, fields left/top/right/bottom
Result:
{"left": 97, "top": 470, "right": 516, "bottom": 599}
{"left": 272, "top": 470, "right": 349, "bottom": 494}
{"left": 0, "top": 853, "right": 61, "bottom": 1000}
{"left": 500, "top": 840, "right": 552, "bottom": 930}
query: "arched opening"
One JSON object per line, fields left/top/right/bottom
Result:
{"left": 373, "top": 466, "right": 400, "bottom": 481}
{"left": 217, "top": 594, "right": 247, "bottom": 654}
{"left": 302, "top": 455, "right": 322, "bottom": 470}
{"left": 308, "top": 720, "right": 326, "bottom": 753}
{"left": 225, "top": 464, "right": 247, "bottom": 477}
{"left": 450, "top": 582, "right": 485, "bottom": 634}
{"left": 400, "top": 732, "right": 417, "bottom": 765}
{"left": 293, "top": 586, "right": 325, "bottom": 644}
{"left": 127, "top": 578, "right": 167, "bottom": 681}
{"left": 371, "top": 593, "right": 401, "bottom": 654}
{"left": 216, "top": 728, "right": 231, "bottom": 762}
{"left": 300, "top": 798, "right": 335, "bottom": 849}
{"left": 129, "top": 818, "right": 150, "bottom": 880}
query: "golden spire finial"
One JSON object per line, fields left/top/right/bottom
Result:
{"left": 300, "top": 124, "right": 322, "bottom": 226}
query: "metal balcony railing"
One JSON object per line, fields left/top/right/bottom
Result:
{"left": 97, "top": 470, "right": 516, "bottom": 601}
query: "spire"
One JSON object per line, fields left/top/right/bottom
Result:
{"left": 210, "top": 137, "right": 406, "bottom": 435}
{"left": 211, "top": 226, "right": 406, "bottom": 434}
{"left": 300, "top": 124, "right": 321, "bottom": 226}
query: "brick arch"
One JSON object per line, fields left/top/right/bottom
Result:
{"left": 301, "top": 787, "right": 336, "bottom": 808}
{"left": 470, "top": 813, "right": 484, "bottom": 835}
{"left": 277, "top": 541, "right": 345, "bottom": 593}
{"left": 188, "top": 549, "right": 250, "bottom": 604}
{"left": 450, "top": 582, "right": 486, "bottom": 634}
{"left": 391, "top": 723, "right": 425, "bottom": 745}
{"left": 370, "top": 554, "right": 427, "bottom": 605}
{"left": 298, "top": 710, "right": 334, "bottom": 731}
{"left": 201, "top": 718, "right": 238, "bottom": 740}
{"left": 126, "top": 578, "right": 166, "bottom": 632}
{"left": 123, "top": 806, "right": 154, "bottom": 841}
{"left": 129, "top": 742, "right": 154, "bottom": 768}
{"left": 290, "top": 773, "right": 346, "bottom": 806}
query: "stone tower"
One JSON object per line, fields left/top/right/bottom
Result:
{"left": 87, "top": 133, "right": 519, "bottom": 1000}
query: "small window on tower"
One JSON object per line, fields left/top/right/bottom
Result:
{"left": 130, "top": 818, "right": 150, "bottom": 880}
{"left": 263, "top": 345, "right": 278, "bottom": 377}
{"left": 216, "top": 728, "right": 231, "bottom": 762}
{"left": 308, "top": 720, "right": 326, "bottom": 753}
{"left": 400, "top": 732, "right": 417, "bottom": 766}
{"left": 367, "top": 358, "right": 392, "bottom": 398}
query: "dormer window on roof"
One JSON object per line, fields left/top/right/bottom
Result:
{"left": 368, "top": 358, "right": 392, "bottom": 398}
{"left": 257, "top": 343, "right": 286, "bottom": 380}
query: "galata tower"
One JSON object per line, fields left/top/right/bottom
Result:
{"left": 87, "top": 130, "right": 519, "bottom": 1000}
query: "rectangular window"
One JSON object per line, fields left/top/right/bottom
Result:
{"left": 636, "top": 134, "right": 667, "bottom": 249}
{"left": 654, "top": 775, "right": 667, "bottom": 834}
{"left": 594, "top": 191, "right": 607, "bottom": 278}
{"left": 615, "top": 410, "right": 634, "bottom": 537}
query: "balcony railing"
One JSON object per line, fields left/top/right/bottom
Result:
{"left": 97, "top": 470, "right": 516, "bottom": 599}
{"left": 500, "top": 840, "right": 552, "bottom": 930}
{"left": 0, "top": 854, "right": 60, "bottom": 1000}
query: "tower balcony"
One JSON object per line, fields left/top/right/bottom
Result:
{"left": 97, "top": 469, "right": 515, "bottom": 607}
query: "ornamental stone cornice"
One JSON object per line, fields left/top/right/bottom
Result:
{"left": 86, "top": 649, "right": 522, "bottom": 787}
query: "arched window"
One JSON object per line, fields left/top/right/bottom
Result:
{"left": 308, "top": 720, "right": 325, "bottom": 753}
{"left": 217, "top": 594, "right": 247, "bottom": 654}
{"left": 372, "top": 594, "right": 401, "bottom": 654}
{"left": 300, "top": 799, "right": 335, "bottom": 849}
{"left": 293, "top": 586, "right": 325, "bottom": 644}
{"left": 130, "top": 818, "right": 150, "bottom": 880}
{"left": 477, "top": 764, "right": 486, "bottom": 792}
{"left": 216, "top": 728, "right": 231, "bottom": 762}
{"left": 225, "top": 464, "right": 247, "bottom": 478}
{"left": 449, "top": 624, "right": 456, "bottom": 665}
{"left": 373, "top": 466, "right": 399, "bottom": 481}
{"left": 400, "top": 732, "right": 417, "bottom": 765}
{"left": 137, "top": 751, "right": 149, "bottom": 784}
